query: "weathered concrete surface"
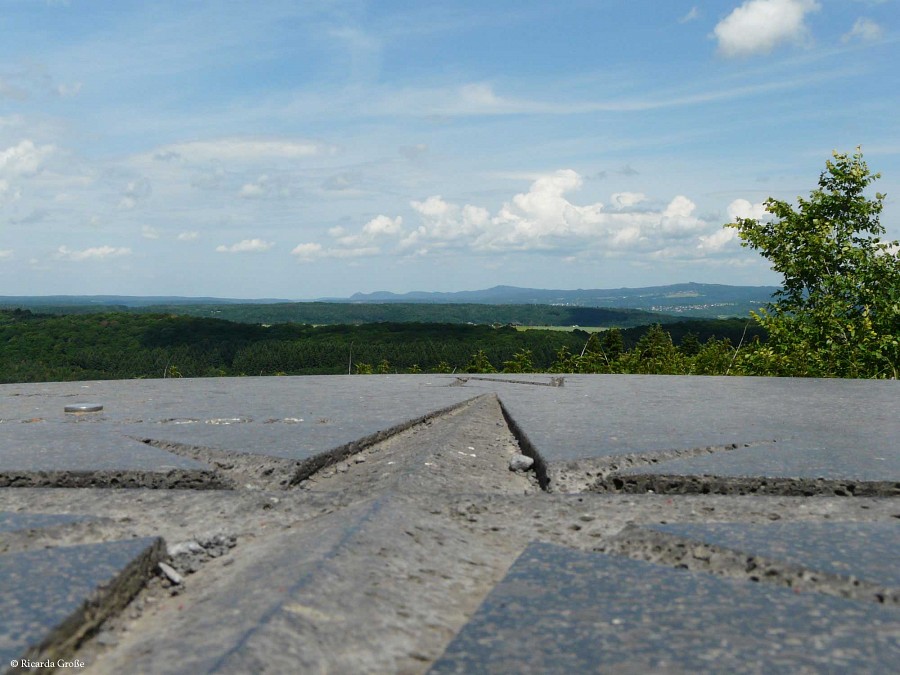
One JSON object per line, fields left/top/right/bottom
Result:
{"left": 430, "top": 542, "right": 900, "bottom": 675}
{"left": 0, "top": 375, "right": 898, "bottom": 673}
{"left": 0, "top": 538, "right": 163, "bottom": 671}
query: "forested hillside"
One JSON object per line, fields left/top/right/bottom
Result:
{"left": 0, "top": 301, "right": 674, "bottom": 328}
{"left": 0, "top": 309, "right": 762, "bottom": 382}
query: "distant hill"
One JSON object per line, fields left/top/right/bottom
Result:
{"left": 342, "top": 283, "right": 778, "bottom": 318}
{"left": 0, "top": 295, "right": 291, "bottom": 308}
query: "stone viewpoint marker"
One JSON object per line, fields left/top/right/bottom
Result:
{"left": 1, "top": 374, "right": 898, "bottom": 673}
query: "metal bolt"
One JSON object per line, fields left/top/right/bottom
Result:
{"left": 64, "top": 403, "right": 104, "bottom": 413}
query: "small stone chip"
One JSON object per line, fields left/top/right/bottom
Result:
{"left": 158, "top": 561, "right": 184, "bottom": 585}
{"left": 509, "top": 454, "right": 534, "bottom": 472}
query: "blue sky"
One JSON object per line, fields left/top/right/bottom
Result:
{"left": 1, "top": 0, "right": 898, "bottom": 298}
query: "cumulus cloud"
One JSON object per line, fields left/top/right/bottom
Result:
{"left": 842, "top": 18, "right": 883, "bottom": 43}
{"left": 727, "top": 198, "right": 769, "bottom": 221}
{"left": 55, "top": 245, "right": 131, "bottom": 261}
{"left": 0, "top": 139, "right": 55, "bottom": 176}
{"left": 291, "top": 243, "right": 323, "bottom": 260}
{"left": 215, "top": 238, "right": 274, "bottom": 253}
{"left": 292, "top": 171, "right": 751, "bottom": 265}
{"left": 177, "top": 231, "right": 200, "bottom": 241}
{"left": 0, "top": 249, "right": 12, "bottom": 260}
{"left": 714, "top": 0, "right": 820, "bottom": 57}
{"left": 611, "top": 192, "right": 648, "bottom": 209}
{"left": 290, "top": 215, "right": 404, "bottom": 261}
{"left": 399, "top": 170, "right": 710, "bottom": 256}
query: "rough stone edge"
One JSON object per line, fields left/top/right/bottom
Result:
{"left": 453, "top": 376, "right": 565, "bottom": 388}
{"left": 601, "top": 473, "right": 900, "bottom": 498}
{"left": 287, "top": 395, "right": 487, "bottom": 485}
{"left": 496, "top": 398, "right": 550, "bottom": 490}
{"left": 0, "top": 470, "right": 230, "bottom": 490}
{"left": 11, "top": 537, "right": 165, "bottom": 674}
{"left": 136, "top": 438, "right": 299, "bottom": 490}
{"left": 599, "top": 524, "right": 900, "bottom": 606}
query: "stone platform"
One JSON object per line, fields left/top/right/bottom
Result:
{"left": 1, "top": 374, "right": 897, "bottom": 673}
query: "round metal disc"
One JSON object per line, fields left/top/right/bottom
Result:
{"left": 64, "top": 403, "right": 104, "bottom": 413}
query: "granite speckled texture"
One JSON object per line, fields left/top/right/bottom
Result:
{"left": 430, "top": 542, "right": 900, "bottom": 675}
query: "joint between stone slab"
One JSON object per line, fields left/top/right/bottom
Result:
{"left": 288, "top": 395, "right": 488, "bottom": 486}
{"left": 496, "top": 396, "right": 550, "bottom": 491}
{"left": 601, "top": 474, "right": 900, "bottom": 498}
{"left": 0, "top": 470, "right": 229, "bottom": 490}
{"left": 601, "top": 524, "right": 900, "bottom": 607}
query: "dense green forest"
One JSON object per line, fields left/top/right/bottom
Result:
{"left": 0, "top": 309, "right": 762, "bottom": 382}
{"left": 0, "top": 301, "right": 676, "bottom": 328}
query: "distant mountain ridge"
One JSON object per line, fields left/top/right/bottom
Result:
{"left": 0, "top": 295, "right": 292, "bottom": 307}
{"left": 342, "top": 283, "right": 778, "bottom": 317}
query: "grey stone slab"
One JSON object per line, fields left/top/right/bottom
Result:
{"left": 0, "top": 424, "right": 213, "bottom": 472}
{"left": 617, "top": 437, "right": 900, "bottom": 482}
{"left": 469, "top": 374, "right": 899, "bottom": 473}
{"left": 1, "top": 377, "right": 478, "bottom": 462}
{"left": 0, "top": 538, "right": 163, "bottom": 667}
{"left": 0, "top": 511, "right": 93, "bottom": 534}
{"left": 430, "top": 541, "right": 900, "bottom": 675}
{"left": 648, "top": 522, "right": 900, "bottom": 587}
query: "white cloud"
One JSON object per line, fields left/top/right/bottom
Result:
{"left": 239, "top": 179, "right": 266, "bottom": 198}
{"left": 55, "top": 245, "right": 132, "bottom": 261}
{"left": 156, "top": 138, "right": 330, "bottom": 164}
{"left": 291, "top": 243, "right": 323, "bottom": 260}
{"left": 119, "top": 178, "right": 151, "bottom": 210}
{"left": 177, "top": 231, "right": 200, "bottom": 241}
{"left": 0, "top": 178, "right": 22, "bottom": 205}
{"left": 290, "top": 242, "right": 379, "bottom": 261}
{"left": 0, "top": 249, "right": 13, "bottom": 260}
{"left": 398, "top": 171, "right": 714, "bottom": 256}
{"left": 215, "top": 238, "right": 274, "bottom": 253}
{"left": 141, "top": 225, "right": 160, "bottom": 239}
{"left": 0, "top": 139, "right": 55, "bottom": 176}
{"left": 238, "top": 174, "right": 291, "bottom": 199}
{"left": 611, "top": 192, "right": 647, "bottom": 209}
{"left": 290, "top": 171, "right": 756, "bottom": 266}
{"left": 334, "top": 214, "right": 404, "bottom": 248}
{"left": 56, "top": 82, "right": 82, "bottom": 98}
{"left": 727, "top": 198, "right": 768, "bottom": 221}
{"left": 697, "top": 227, "right": 738, "bottom": 252}
{"left": 842, "top": 18, "right": 883, "bottom": 43}
{"left": 714, "top": 0, "right": 820, "bottom": 58}
{"left": 679, "top": 7, "right": 701, "bottom": 23}
{"left": 362, "top": 214, "right": 403, "bottom": 236}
